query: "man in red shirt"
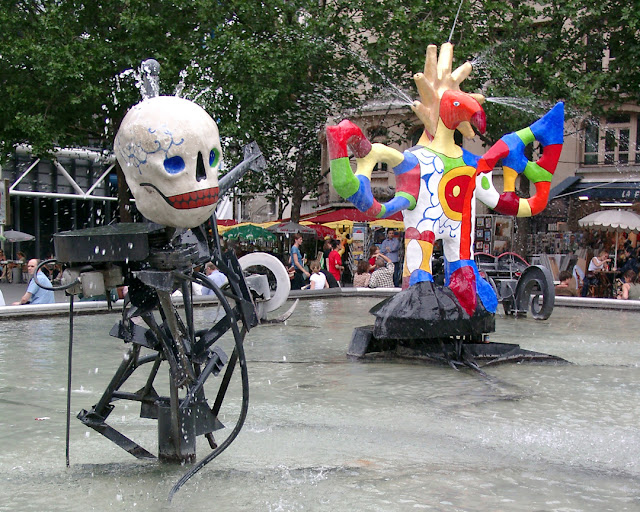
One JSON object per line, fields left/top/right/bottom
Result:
{"left": 328, "top": 239, "right": 344, "bottom": 284}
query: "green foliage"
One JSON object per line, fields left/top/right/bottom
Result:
{"left": 1, "top": 0, "right": 639, "bottom": 218}
{"left": 0, "top": 0, "right": 209, "bottom": 157}
{"left": 183, "top": 0, "right": 368, "bottom": 220}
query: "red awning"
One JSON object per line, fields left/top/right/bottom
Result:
{"left": 302, "top": 207, "right": 403, "bottom": 224}
{"left": 306, "top": 223, "right": 336, "bottom": 238}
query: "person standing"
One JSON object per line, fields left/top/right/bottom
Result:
{"left": 13, "top": 259, "right": 55, "bottom": 305}
{"left": 327, "top": 239, "right": 344, "bottom": 285}
{"left": 380, "top": 229, "right": 401, "bottom": 286}
{"left": 321, "top": 238, "right": 332, "bottom": 270}
{"left": 290, "top": 233, "right": 310, "bottom": 290}
{"left": 368, "top": 245, "right": 380, "bottom": 272}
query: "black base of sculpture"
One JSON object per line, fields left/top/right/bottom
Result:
{"left": 352, "top": 281, "right": 567, "bottom": 367}
{"left": 348, "top": 325, "right": 568, "bottom": 367}
{"left": 53, "top": 220, "right": 258, "bottom": 498}
{"left": 370, "top": 281, "right": 495, "bottom": 341}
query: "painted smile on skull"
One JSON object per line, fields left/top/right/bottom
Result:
{"left": 115, "top": 96, "right": 223, "bottom": 228}
{"left": 141, "top": 183, "right": 219, "bottom": 210}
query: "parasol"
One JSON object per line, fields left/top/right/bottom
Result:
{"left": 578, "top": 209, "right": 640, "bottom": 267}
{"left": 305, "top": 223, "right": 335, "bottom": 239}
{"left": 267, "top": 221, "right": 316, "bottom": 236}
{"left": 222, "top": 223, "right": 276, "bottom": 242}
{"left": 3, "top": 230, "right": 35, "bottom": 243}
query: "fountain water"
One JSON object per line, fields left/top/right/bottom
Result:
{"left": 0, "top": 298, "right": 638, "bottom": 511}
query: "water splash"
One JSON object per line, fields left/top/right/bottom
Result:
{"left": 486, "top": 96, "right": 635, "bottom": 175}
{"left": 485, "top": 97, "right": 555, "bottom": 117}
{"left": 174, "top": 66, "right": 191, "bottom": 97}
{"left": 345, "top": 52, "right": 414, "bottom": 107}
{"left": 139, "top": 59, "right": 160, "bottom": 99}
{"left": 315, "top": 37, "right": 414, "bottom": 108}
{"left": 448, "top": 0, "right": 466, "bottom": 42}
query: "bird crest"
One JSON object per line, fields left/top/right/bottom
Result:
{"left": 411, "top": 43, "right": 485, "bottom": 146}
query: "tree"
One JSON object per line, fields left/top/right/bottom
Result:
{"left": 0, "top": 0, "right": 215, "bottom": 155}
{"left": 0, "top": 0, "right": 212, "bottom": 219}
{"left": 2, "top": 0, "right": 639, "bottom": 225}
{"left": 182, "top": 0, "right": 367, "bottom": 221}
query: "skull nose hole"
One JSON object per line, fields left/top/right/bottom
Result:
{"left": 196, "top": 151, "right": 207, "bottom": 182}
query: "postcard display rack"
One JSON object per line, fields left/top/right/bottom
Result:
{"left": 526, "top": 231, "right": 583, "bottom": 255}
{"left": 475, "top": 215, "right": 514, "bottom": 255}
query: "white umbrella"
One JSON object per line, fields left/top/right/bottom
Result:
{"left": 578, "top": 209, "right": 640, "bottom": 267}
{"left": 3, "top": 229, "right": 35, "bottom": 243}
{"left": 267, "top": 221, "right": 315, "bottom": 236}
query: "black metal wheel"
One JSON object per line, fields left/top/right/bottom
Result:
{"left": 514, "top": 265, "right": 555, "bottom": 320}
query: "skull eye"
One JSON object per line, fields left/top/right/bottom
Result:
{"left": 163, "top": 155, "right": 185, "bottom": 174}
{"left": 209, "top": 148, "right": 220, "bottom": 168}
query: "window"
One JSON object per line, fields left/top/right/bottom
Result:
{"left": 605, "top": 33, "right": 623, "bottom": 71}
{"left": 583, "top": 112, "right": 639, "bottom": 166}
{"left": 372, "top": 162, "right": 388, "bottom": 174}
{"left": 368, "top": 126, "right": 388, "bottom": 141}
{"left": 583, "top": 122, "right": 599, "bottom": 165}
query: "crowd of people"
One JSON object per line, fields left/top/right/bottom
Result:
{"left": 555, "top": 240, "right": 640, "bottom": 300}
{"left": 288, "top": 229, "right": 403, "bottom": 291}
{"left": 7, "top": 227, "right": 640, "bottom": 307}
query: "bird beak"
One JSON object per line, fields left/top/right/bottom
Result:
{"left": 471, "top": 109, "right": 486, "bottom": 134}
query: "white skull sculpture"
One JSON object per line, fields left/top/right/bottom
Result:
{"left": 114, "top": 96, "right": 222, "bottom": 228}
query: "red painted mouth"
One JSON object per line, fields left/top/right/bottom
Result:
{"left": 141, "top": 183, "right": 219, "bottom": 210}
{"left": 167, "top": 187, "right": 219, "bottom": 209}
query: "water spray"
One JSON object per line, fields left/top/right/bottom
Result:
{"left": 448, "top": 0, "right": 465, "bottom": 43}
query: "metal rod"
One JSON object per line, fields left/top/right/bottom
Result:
{"left": 182, "top": 279, "right": 195, "bottom": 343}
{"left": 53, "top": 160, "right": 86, "bottom": 196}
{"left": 65, "top": 295, "right": 74, "bottom": 467}
{"left": 93, "top": 346, "right": 137, "bottom": 416}
{"left": 9, "top": 158, "right": 41, "bottom": 192}
{"left": 85, "top": 163, "right": 116, "bottom": 196}
{"left": 157, "top": 291, "right": 195, "bottom": 382}
{"left": 169, "top": 272, "right": 250, "bottom": 500}
{"left": 141, "top": 355, "right": 163, "bottom": 397}
{"left": 9, "top": 190, "right": 121, "bottom": 202}
{"left": 169, "top": 371, "right": 181, "bottom": 457}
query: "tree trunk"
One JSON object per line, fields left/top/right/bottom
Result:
{"left": 116, "top": 164, "right": 132, "bottom": 223}
{"left": 289, "top": 155, "right": 305, "bottom": 223}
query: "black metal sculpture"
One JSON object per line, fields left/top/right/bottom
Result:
{"left": 45, "top": 218, "right": 262, "bottom": 498}
{"left": 35, "top": 130, "right": 277, "bottom": 499}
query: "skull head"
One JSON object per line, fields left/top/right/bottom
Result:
{"left": 114, "top": 96, "right": 222, "bottom": 228}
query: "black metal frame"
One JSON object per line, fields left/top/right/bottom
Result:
{"left": 48, "top": 216, "right": 259, "bottom": 499}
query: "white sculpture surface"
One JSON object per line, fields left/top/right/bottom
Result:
{"left": 115, "top": 96, "right": 222, "bottom": 228}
